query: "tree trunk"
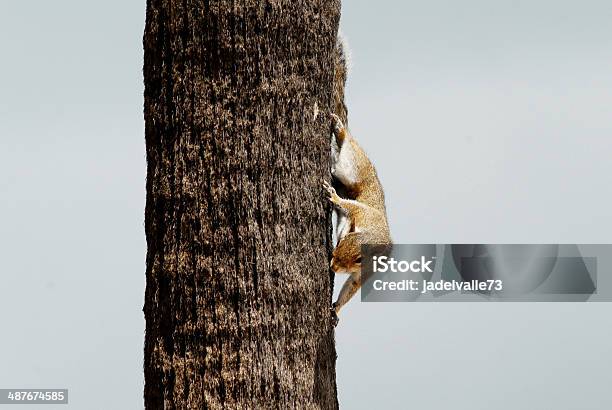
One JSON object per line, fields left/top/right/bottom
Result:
{"left": 143, "top": 1, "right": 340, "bottom": 409}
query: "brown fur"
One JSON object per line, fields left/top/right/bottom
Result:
{"left": 326, "top": 34, "right": 392, "bottom": 317}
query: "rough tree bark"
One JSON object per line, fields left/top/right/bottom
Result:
{"left": 143, "top": 1, "right": 340, "bottom": 408}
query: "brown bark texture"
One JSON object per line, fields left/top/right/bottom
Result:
{"left": 143, "top": 1, "right": 341, "bottom": 409}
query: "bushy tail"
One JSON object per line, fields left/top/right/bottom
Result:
{"left": 333, "top": 32, "right": 351, "bottom": 127}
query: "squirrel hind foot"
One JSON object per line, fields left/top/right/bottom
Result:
{"left": 330, "top": 112, "right": 345, "bottom": 132}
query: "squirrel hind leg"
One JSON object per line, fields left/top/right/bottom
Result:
{"left": 330, "top": 113, "right": 348, "bottom": 145}
{"left": 333, "top": 141, "right": 358, "bottom": 187}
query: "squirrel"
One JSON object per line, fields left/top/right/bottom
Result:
{"left": 324, "top": 33, "right": 392, "bottom": 318}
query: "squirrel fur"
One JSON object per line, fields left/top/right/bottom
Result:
{"left": 325, "top": 33, "right": 392, "bottom": 317}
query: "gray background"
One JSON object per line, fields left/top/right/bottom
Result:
{"left": 1, "top": 0, "right": 611, "bottom": 409}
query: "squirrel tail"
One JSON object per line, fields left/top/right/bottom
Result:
{"left": 334, "top": 31, "right": 351, "bottom": 126}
